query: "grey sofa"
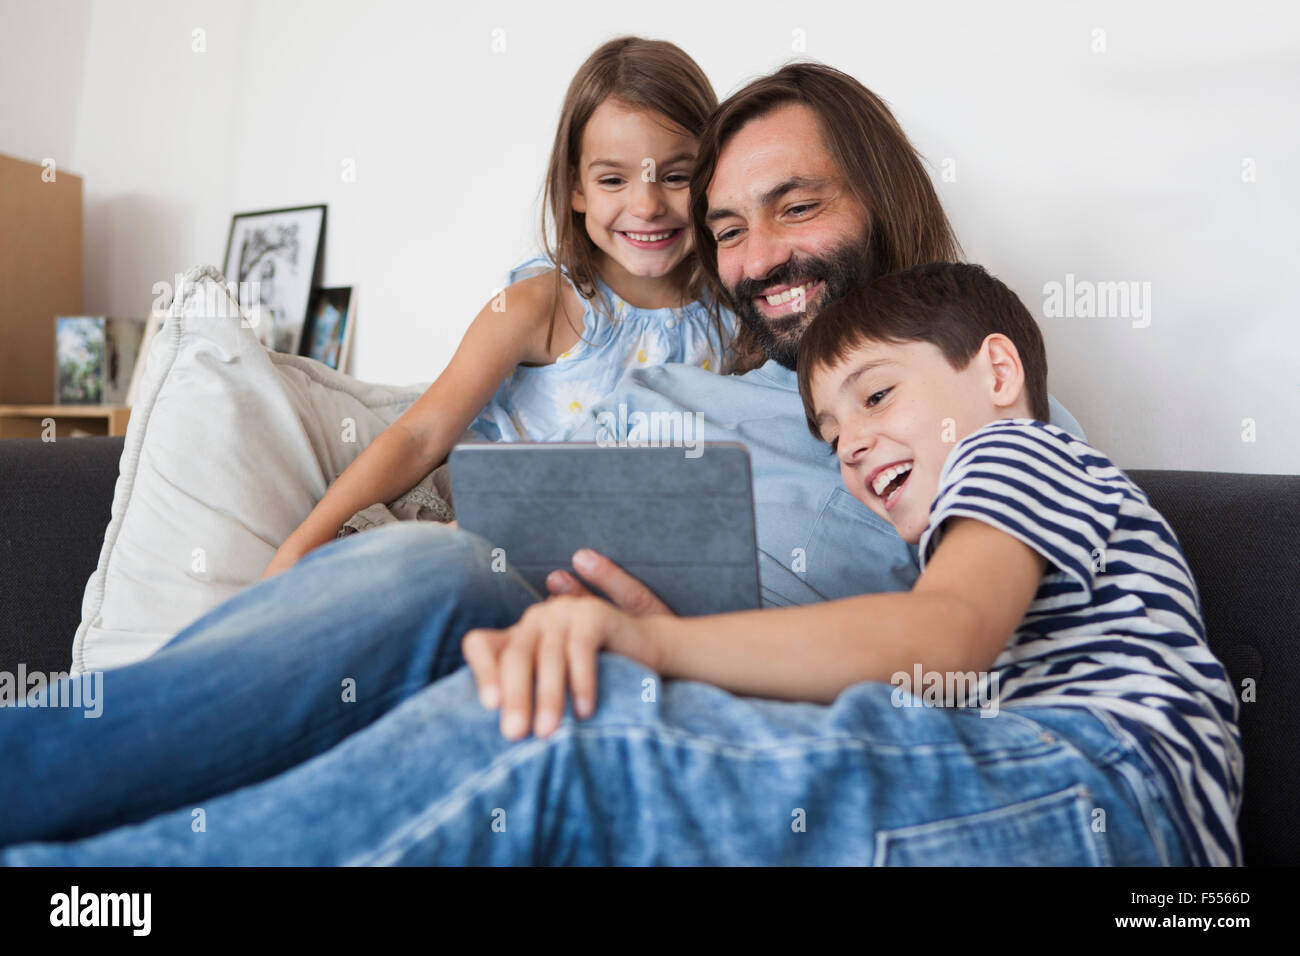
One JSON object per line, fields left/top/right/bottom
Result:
{"left": 1, "top": 435, "right": 1297, "bottom": 865}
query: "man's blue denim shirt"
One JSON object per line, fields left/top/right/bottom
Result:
{"left": 563, "top": 359, "right": 1085, "bottom": 609}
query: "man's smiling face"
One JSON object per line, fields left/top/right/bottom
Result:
{"left": 704, "top": 103, "right": 876, "bottom": 368}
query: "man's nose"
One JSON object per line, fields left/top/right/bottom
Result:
{"left": 743, "top": 219, "right": 790, "bottom": 285}
{"left": 628, "top": 181, "right": 667, "bottom": 221}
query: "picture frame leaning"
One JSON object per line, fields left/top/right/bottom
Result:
{"left": 301, "top": 286, "right": 356, "bottom": 374}
{"left": 222, "top": 204, "right": 326, "bottom": 355}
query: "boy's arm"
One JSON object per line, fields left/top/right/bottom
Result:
{"left": 645, "top": 518, "right": 1047, "bottom": 703}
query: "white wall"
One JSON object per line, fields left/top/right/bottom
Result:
{"left": 0, "top": 0, "right": 92, "bottom": 166}
{"left": 3, "top": 0, "right": 1296, "bottom": 473}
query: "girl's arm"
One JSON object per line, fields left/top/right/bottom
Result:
{"left": 643, "top": 517, "right": 1048, "bottom": 703}
{"left": 266, "top": 275, "right": 571, "bottom": 572}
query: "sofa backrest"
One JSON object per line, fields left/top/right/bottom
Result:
{"left": 1, "top": 436, "right": 121, "bottom": 678}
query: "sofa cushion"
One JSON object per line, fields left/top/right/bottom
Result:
{"left": 71, "top": 265, "right": 427, "bottom": 674}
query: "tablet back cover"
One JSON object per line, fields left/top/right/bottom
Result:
{"left": 449, "top": 442, "right": 760, "bottom": 616}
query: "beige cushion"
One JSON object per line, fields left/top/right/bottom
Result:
{"left": 72, "top": 265, "right": 428, "bottom": 673}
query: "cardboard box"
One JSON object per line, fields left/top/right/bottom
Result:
{"left": 0, "top": 152, "right": 84, "bottom": 404}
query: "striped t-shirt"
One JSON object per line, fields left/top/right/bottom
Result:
{"left": 917, "top": 418, "right": 1244, "bottom": 866}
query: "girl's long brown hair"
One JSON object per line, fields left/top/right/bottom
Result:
{"left": 539, "top": 37, "right": 732, "bottom": 367}
{"left": 688, "top": 61, "right": 963, "bottom": 374}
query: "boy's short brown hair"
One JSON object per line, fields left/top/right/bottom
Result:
{"left": 796, "top": 261, "right": 1050, "bottom": 437}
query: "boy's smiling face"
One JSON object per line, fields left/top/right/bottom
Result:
{"left": 809, "top": 334, "right": 1030, "bottom": 545}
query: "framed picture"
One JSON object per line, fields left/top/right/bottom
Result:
{"left": 55, "top": 316, "right": 147, "bottom": 404}
{"left": 222, "top": 204, "right": 326, "bottom": 355}
{"left": 301, "top": 286, "right": 356, "bottom": 373}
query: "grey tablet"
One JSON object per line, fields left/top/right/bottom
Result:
{"left": 448, "top": 442, "right": 761, "bottom": 617}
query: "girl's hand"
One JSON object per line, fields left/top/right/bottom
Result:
{"left": 260, "top": 540, "right": 311, "bottom": 581}
{"left": 461, "top": 595, "right": 661, "bottom": 740}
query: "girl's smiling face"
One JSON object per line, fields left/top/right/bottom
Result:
{"left": 808, "top": 335, "right": 1030, "bottom": 545}
{"left": 571, "top": 98, "right": 697, "bottom": 288}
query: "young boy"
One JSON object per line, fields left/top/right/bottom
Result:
{"left": 461, "top": 261, "right": 1243, "bottom": 866}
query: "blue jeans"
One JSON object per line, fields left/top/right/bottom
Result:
{"left": 0, "top": 523, "right": 1192, "bottom": 865}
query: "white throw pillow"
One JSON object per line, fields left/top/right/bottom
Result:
{"left": 71, "top": 265, "right": 428, "bottom": 674}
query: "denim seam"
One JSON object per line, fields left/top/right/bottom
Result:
{"left": 802, "top": 491, "right": 841, "bottom": 556}
{"left": 1002, "top": 705, "right": 1177, "bottom": 865}
{"left": 1051, "top": 703, "right": 1204, "bottom": 865}
{"left": 1105, "top": 756, "right": 1175, "bottom": 866}
{"left": 574, "top": 714, "right": 1059, "bottom": 761}
{"left": 813, "top": 487, "right": 898, "bottom": 543}
{"left": 997, "top": 704, "right": 1129, "bottom": 768}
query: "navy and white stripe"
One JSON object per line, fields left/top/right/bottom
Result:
{"left": 918, "top": 418, "right": 1244, "bottom": 866}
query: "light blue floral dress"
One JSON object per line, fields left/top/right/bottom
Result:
{"left": 468, "top": 255, "right": 737, "bottom": 442}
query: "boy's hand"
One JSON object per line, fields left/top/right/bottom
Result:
{"left": 544, "top": 548, "right": 674, "bottom": 617}
{"left": 462, "top": 595, "right": 662, "bottom": 740}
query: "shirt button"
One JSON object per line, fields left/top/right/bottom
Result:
{"left": 665, "top": 318, "right": 676, "bottom": 329}
{"left": 1039, "top": 731, "right": 1056, "bottom": 744}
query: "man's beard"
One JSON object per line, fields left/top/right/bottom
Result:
{"left": 723, "top": 235, "right": 878, "bottom": 370}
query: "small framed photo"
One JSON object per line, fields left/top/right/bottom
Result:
{"left": 222, "top": 204, "right": 326, "bottom": 354}
{"left": 55, "top": 316, "right": 147, "bottom": 404}
{"left": 301, "top": 287, "right": 356, "bottom": 373}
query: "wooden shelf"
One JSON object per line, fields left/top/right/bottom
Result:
{"left": 0, "top": 404, "right": 131, "bottom": 439}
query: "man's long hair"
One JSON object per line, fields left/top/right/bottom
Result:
{"left": 689, "top": 62, "right": 962, "bottom": 374}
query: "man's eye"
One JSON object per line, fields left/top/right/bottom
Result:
{"left": 865, "top": 388, "right": 891, "bottom": 408}
{"left": 715, "top": 227, "right": 740, "bottom": 242}
{"left": 787, "top": 203, "right": 817, "bottom": 217}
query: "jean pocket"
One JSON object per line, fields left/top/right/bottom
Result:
{"left": 874, "top": 784, "right": 1112, "bottom": 866}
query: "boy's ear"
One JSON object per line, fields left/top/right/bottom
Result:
{"left": 983, "top": 333, "right": 1027, "bottom": 412}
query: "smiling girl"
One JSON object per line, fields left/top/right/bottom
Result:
{"left": 264, "top": 37, "right": 737, "bottom": 577}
